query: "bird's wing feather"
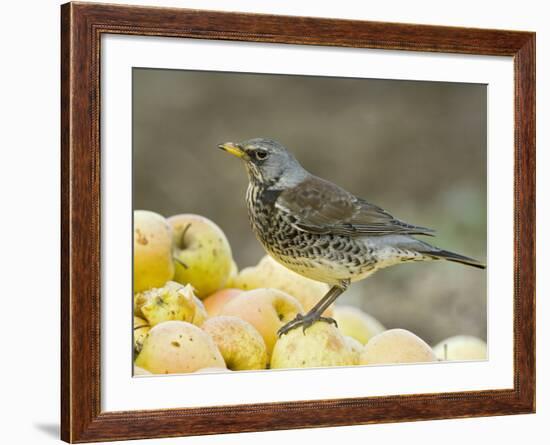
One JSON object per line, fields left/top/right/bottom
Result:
{"left": 275, "top": 176, "right": 435, "bottom": 237}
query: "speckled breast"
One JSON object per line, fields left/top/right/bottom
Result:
{"left": 245, "top": 183, "right": 377, "bottom": 284}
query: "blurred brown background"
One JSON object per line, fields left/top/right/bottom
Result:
{"left": 133, "top": 68, "right": 487, "bottom": 345}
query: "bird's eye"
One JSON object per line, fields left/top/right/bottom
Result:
{"left": 254, "top": 150, "right": 268, "bottom": 161}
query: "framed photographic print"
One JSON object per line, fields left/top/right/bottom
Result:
{"left": 61, "top": 2, "right": 535, "bottom": 442}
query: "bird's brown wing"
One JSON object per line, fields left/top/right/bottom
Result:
{"left": 275, "top": 176, "right": 435, "bottom": 237}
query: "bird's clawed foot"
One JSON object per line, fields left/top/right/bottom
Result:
{"left": 277, "top": 313, "right": 338, "bottom": 337}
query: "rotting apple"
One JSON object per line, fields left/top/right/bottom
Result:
{"left": 134, "top": 281, "right": 207, "bottom": 327}
{"left": 135, "top": 321, "right": 226, "bottom": 374}
{"left": 202, "top": 316, "right": 268, "bottom": 370}
{"left": 271, "top": 322, "right": 355, "bottom": 369}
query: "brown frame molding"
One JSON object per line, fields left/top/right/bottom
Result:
{"left": 61, "top": 2, "right": 535, "bottom": 442}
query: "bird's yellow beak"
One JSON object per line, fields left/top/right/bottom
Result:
{"left": 218, "top": 142, "right": 249, "bottom": 160}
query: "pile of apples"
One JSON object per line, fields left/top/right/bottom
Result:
{"left": 133, "top": 210, "right": 487, "bottom": 375}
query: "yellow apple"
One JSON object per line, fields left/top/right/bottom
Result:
{"left": 135, "top": 321, "right": 225, "bottom": 374}
{"left": 133, "top": 316, "right": 150, "bottom": 353}
{"left": 133, "top": 210, "right": 175, "bottom": 293}
{"left": 230, "top": 255, "right": 332, "bottom": 316}
{"left": 168, "top": 214, "right": 233, "bottom": 298}
{"left": 333, "top": 305, "right": 385, "bottom": 345}
{"left": 202, "top": 316, "right": 268, "bottom": 370}
{"left": 271, "top": 322, "right": 355, "bottom": 369}
{"left": 433, "top": 335, "right": 487, "bottom": 361}
{"left": 134, "top": 281, "right": 207, "bottom": 327}
{"left": 203, "top": 288, "right": 243, "bottom": 317}
{"left": 360, "top": 329, "right": 437, "bottom": 365}
{"left": 219, "top": 288, "right": 303, "bottom": 359}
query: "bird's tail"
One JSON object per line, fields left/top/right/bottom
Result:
{"left": 426, "top": 249, "right": 486, "bottom": 270}
{"left": 370, "top": 235, "right": 486, "bottom": 270}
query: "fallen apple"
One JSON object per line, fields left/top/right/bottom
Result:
{"left": 271, "top": 322, "right": 355, "bottom": 369}
{"left": 219, "top": 288, "right": 303, "bottom": 359}
{"left": 360, "top": 329, "right": 437, "bottom": 365}
{"left": 133, "top": 210, "right": 175, "bottom": 293}
{"left": 433, "top": 335, "right": 487, "bottom": 361}
{"left": 333, "top": 305, "right": 385, "bottom": 345}
{"left": 229, "top": 255, "right": 332, "bottom": 315}
{"left": 169, "top": 214, "right": 234, "bottom": 298}
{"left": 134, "top": 281, "right": 207, "bottom": 327}
{"left": 202, "top": 288, "right": 243, "bottom": 317}
{"left": 202, "top": 316, "right": 268, "bottom": 370}
{"left": 135, "top": 321, "right": 226, "bottom": 374}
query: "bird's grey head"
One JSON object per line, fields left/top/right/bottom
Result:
{"left": 218, "top": 138, "right": 306, "bottom": 187}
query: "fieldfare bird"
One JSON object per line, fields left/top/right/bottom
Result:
{"left": 218, "top": 138, "right": 486, "bottom": 336}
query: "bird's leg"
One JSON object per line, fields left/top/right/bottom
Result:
{"left": 310, "top": 279, "right": 350, "bottom": 316}
{"left": 277, "top": 280, "right": 350, "bottom": 336}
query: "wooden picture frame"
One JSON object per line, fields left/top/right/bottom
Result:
{"left": 61, "top": 2, "right": 535, "bottom": 442}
